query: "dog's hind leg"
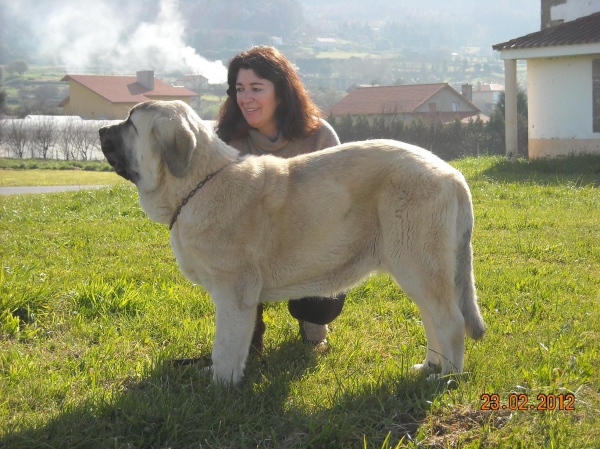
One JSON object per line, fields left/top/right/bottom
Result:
{"left": 408, "top": 285, "right": 466, "bottom": 375}
{"left": 389, "top": 256, "right": 466, "bottom": 376}
{"left": 425, "top": 301, "right": 465, "bottom": 375}
{"left": 413, "top": 309, "right": 442, "bottom": 371}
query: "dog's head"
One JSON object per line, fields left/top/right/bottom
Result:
{"left": 99, "top": 100, "right": 202, "bottom": 186}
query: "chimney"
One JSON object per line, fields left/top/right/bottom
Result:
{"left": 541, "top": 0, "right": 564, "bottom": 30}
{"left": 462, "top": 83, "right": 472, "bottom": 102}
{"left": 137, "top": 70, "right": 155, "bottom": 90}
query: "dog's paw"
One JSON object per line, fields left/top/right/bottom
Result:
{"left": 423, "top": 372, "right": 461, "bottom": 390}
{"left": 412, "top": 361, "right": 440, "bottom": 372}
{"left": 202, "top": 366, "right": 241, "bottom": 387}
{"left": 201, "top": 365, "right": 214, "bottom": 378}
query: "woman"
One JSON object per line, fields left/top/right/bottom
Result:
{"left": 216, "top": 46, "right": 346, "bottom": 353}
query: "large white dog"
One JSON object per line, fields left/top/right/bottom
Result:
{"left": 99, "top": 100, "right": 485, "bottom": 385}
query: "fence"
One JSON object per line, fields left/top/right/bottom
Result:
{"left": 0, "top": 116, "right": 120, "bottom": 160}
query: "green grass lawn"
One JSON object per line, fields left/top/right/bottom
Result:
{"left": 1, "top": 155, "right": 599, "bottom": 448}
{"left": 0, "top": 158, "right": 112, "bottom": 171}
{"left": 0, "top": 169, "right": 126, "bottom": 187}
{"left": 201, "top": 94, "right": 224, "bottom": 103}
{"left": 0, "top": 158, "right": 125, "bottom": 187}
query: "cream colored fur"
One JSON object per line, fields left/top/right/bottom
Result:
{"left": 99, "top": 100, "right": 486, "bottom": 385}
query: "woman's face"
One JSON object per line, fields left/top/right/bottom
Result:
{"left": 236, "top": 68, "right": 279, "bottom": 139}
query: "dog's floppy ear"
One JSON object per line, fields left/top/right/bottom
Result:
{"left": 151, "top": 115, "right": 197, "bottom": 178}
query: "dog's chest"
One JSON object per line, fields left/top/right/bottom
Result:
{"left": 170, "top": 233, "right": 214, "bottom": 288}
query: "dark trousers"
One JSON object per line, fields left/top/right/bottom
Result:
{"left": 250, "top": 293, "right": 346, "bottom": 352}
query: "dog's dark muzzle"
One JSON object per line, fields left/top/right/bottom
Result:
{"left": 99, "top": 125, "right": 117, "bottom": 163}
{"left": 99, "top": 126, "right": 139, "bottom": 183}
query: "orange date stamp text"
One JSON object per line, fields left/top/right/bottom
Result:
{"left": 480, "top": 393, "right": 575, "bottom": 411}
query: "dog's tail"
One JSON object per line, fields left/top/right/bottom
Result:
{"left": 455, "top": 187, "right": 486, "bottom": 340}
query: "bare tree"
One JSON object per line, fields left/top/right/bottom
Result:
{"left": 0, "top": 89, "right": 6, "bottom": 113}
{"left": 187, "top": 73, "right": 209, "bottom": 111}
{"left": 310, "top": 87, "right": 345, "bottom": 111}
{"left": 5, "top": 120, "right": 29, "bottom": 158}
{"left": 0, "top": 120, "right": 5, "bottom": 156}
{"left": 30, "top": 117, "right": 58, "bottom": 159}
{"left": 9, "top": 60, "right": 29, "bottom": 77}
{"left": 206, "top": 83, "right": 227, "bottom": 102}
{"left": 88, "top": 121, "right": 104, "bottom": 160}
{"left": 71, "top": 121, "right": 98, "bottom": 160}
{"left": 32, "top": 85, "right": 59, "bottom": 112}
{"left": 57, "top": 120, "right": 76, "bottom": 160}
{"left": 372, "top": 103, "right": 405, "bottom": 139}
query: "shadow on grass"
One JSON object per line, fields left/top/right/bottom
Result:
{"left": 0, "top": 340, "right": 449, "bottom": 448}
{"left": 480, "top": 154, "right": 600, "bottom": 187}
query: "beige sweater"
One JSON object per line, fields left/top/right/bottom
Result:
{"left": 228, "top": 119, "right": 340, "bottom": 159}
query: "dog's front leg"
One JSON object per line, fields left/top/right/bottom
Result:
{"left": 211, "top": 292, "right": 259, "bottom": 386}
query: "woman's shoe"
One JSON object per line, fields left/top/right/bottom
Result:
{"left": 299, "top": 321, "right": 328, "bottom": 345}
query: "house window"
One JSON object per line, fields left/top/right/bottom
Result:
{"left": 429, "top": 102, "right": 437, "bottom": 112}
{"left": 452, "top": 102, "right": 460, "bottom": 112}
{"left": 593, "top": 59, "right": 600, "bottom": 133}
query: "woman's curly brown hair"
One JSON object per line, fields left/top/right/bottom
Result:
{"left": 216, "top": 46, "right": 322, "bottom": 143}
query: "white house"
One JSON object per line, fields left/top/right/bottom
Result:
{"left": 315, "top": 38, "right": 336, "bottom": 50}
{"left": 493, "top": 2, "right": 600, "bottom": 159}
{"left": 471, "top": 83, "right": 504, "bottom": 116}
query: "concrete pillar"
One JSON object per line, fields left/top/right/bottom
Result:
{"left": 504, "top": 59, "right": 518, "bottom": 162}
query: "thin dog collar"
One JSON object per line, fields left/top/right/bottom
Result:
{"left": 169, "top": 160, "right": 235, "bottom": 230}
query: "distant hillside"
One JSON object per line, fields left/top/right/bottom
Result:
{"left": 0, "top": 0, "right": 538, "bottom": 72}
{"left": 301, "top": 0, "right": 539, "bottom": 49}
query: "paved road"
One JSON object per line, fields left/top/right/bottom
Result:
{"left": 0, "top": 185, "right": 110, "bottom": 195}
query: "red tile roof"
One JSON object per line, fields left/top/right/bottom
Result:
{"left": 493, "top": 12, "right": 600, "bottom": 51}
{"left": 60, "top": 75, "right": 197, "bottom": 103}
{"left": 328, "top": 84, "right": 453, "bottom": 116}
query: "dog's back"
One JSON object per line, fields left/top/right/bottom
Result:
{"left": 252, "top": 141, "right": 457, "bottom": 295}
{"left": 255, "top": 140, "right": 483, "bottom": 321}
{"left": 258, "top": 140, "right": 485, "bottom": 373}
